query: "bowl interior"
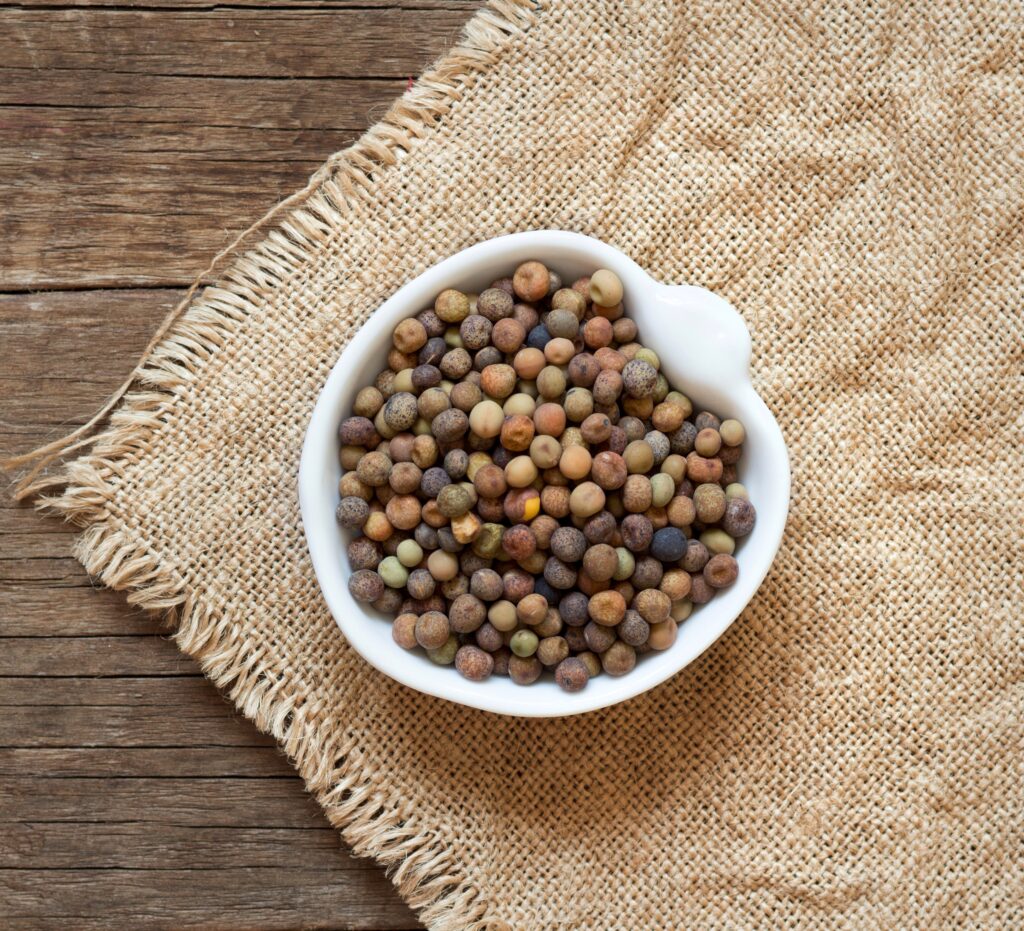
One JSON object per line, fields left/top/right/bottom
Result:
{"left": 300, "top": 232, "right": 789, "bottom": 716}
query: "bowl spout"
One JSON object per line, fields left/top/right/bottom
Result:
{"left": 649, "top": 284, "right": 753, "bottom": 386}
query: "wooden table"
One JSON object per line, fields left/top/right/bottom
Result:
{"left": 1, "top": 3, "right": 481, "bottom": 926}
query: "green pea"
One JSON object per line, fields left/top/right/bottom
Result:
{"left": 725, "top": 482, "right": 749, "bottom": 501}
{"left": 427, "top": 635, "right": 459, "bottom": 665}
{"left": 413, "top": 416, "right": 432, "bottom": 436}
{"left": 699, "top": 528, "right": 736, "bottom": 555}
{"left": 510, "top": 629, "right": 539, "bottom": 657}
{"left": 613, "top": 547, "right": 635, "bottom": 581}
{"left": 473, "top": 523, "right": 504, "bottom": 558}
{"left": 634, "top": 347, "right": 661, "bottom": 370}
{"left": 650, "top": 473, "right": 675, "bottom": 508}
{"left": 653, "top": 374, "right": 669, "bottom": 403}
{"left": 378, "top": 556, "right": 409, "bottom": 589}
{"left": 396, "top": 539, "right": 423, "bottom": 568}
{"left": 444, "top": 327, "right": 464, "bottom": 348}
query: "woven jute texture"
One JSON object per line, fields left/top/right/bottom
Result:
{"left": 21, "top": 0, "right": 1024, "bottom": 927}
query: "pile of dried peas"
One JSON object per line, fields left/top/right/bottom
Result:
{"left": 337, "top": 262, "right": 755, "bottom": 692}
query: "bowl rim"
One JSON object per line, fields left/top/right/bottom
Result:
{"left": 299, "top": 230, "right": 790, "bottom": 717}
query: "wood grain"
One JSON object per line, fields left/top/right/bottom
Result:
{"left": 0, "top": 7, "right": 470, "bottom": 287}
{"left": 0, "top": 0, "right": 481, "bottom": 926}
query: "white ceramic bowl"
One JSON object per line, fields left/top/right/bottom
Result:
{"left": 300, "top": 231, "right": 789, "bottom": 717}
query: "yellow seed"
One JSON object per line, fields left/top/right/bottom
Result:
{"left": 451, "top": 511, "right": 482, "bottom": 544}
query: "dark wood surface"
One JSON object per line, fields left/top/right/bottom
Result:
{"left": 1, "top": 3, "right": 482, "bottom": 926}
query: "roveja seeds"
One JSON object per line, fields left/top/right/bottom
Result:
{"left": 337, "top": 262, "right": 756, "bottom": 692}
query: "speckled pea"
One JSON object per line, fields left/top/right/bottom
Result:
{"left": 618, "top": 610, "right": 650, "bottom": 647}
{"left": 455, "top": 645, "right": 494, "bottom": 681}
{"left": 644, "top": 431, "right": 670, "bottom": 465}
{"left": 349, "top": 569, "right": 384, "bottom": 603}
{"left": 434, "top": 289, "right": 470, "bottom": 323}
{"left": 622, "top": 359, "right": 658, "bottom": 398}
{"left": 335, "top": 496, "right": 370, "bottom": 530}
{"left": 508, "top": 654, "right": 543, "bottom": 685}
{"left": 694, "top": 483, "right": 727, "bottom": 524}
{"left": 601, "top": 641, "right": 636, "bottom": 677}
{"left": 554, "top": 657, "right": 589, "bottom": 692}
{"left": 721, "top": 497, "right": 757, "bottom": 537}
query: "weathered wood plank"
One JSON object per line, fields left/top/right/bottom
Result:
{"left": 1, "top": 9, "right": 466, "bottom": 78}
{"left": 0, "top": 776, "right": 333, "bottom": 827}
{"left": 0, "top": 7, "right": 469, "bottom": 287}
{"left": 0, "top": 746, "right": 295, "bottom": 777}
{"left": 1, "top": 678, "right": 280, "bottom": 748}
{"left": 0, "top": 289, "right": 182, "bottom": 451}
{"left": 0, "top": 584, "right": 164, "bottom": 636}
{"left": 0, "top": 867, "right": 418, "bottom": 929}
{"left": 2, "top": 822, "right": 356, "bottom": 870}
{"left": 0, "top": 637, "right": 199, "bottom": 676}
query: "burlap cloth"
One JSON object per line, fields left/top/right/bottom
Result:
{"left": 19, "top": 0, "right": 1024, "bottom": 926}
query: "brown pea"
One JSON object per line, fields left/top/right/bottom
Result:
{"left": 385, "top": 494, "right": 422, "bottom": 530}
{"left": 492, "top": 318, "right": 526, "bottom": 353}
{"left": 612, "top": 317, "right": 638, "bottom": 342}
{"left": 689, "top": 573, "right": 715, "bottom": 604}
{"left": 534, "top": 402, "right": 567, "bottom": 437}
{"left": 583, "top": 316, "right": 614, "bottom": 348}
{"left": 659, "top": 568, "right": 693, "bottom": 601}
{"left": 504, "top": 487, "right": 541, "bottom": 523}
{"left": 559, "top": 445, "right": 593, "bottom": 481}
{"left": 513, "top": 261, "right": 551, "bottom": 302}
{"left": 501, "top": 414, "right": 535, "bottom": 452}
{"left": 694, "top": 483, "right": 727, "bottom": 523}
{"left": 508, "top": 654, "right": 543, "bottom": 685}
{"left": 695, "top": 428, "right": 722, "bottom": 457}
{"left": 513, "top": 347, "right": 546, "bottom": 379}
{"left": 415, "top": 611, "right": 450, "bottom": 650}
{"left": 633, "top": 588, "right": 671, "bottom": 624}
{"left": 583, "top": 543, "right": 618, "bottom": 582}
{"left": 569, "top": 482, "right": 606, "bottom": 518}
{"left": 393, "top": 317, "right": 428, "bottom": 353}
{"left": 480, "top": 364, "right": 517, "bottom": 399}
{"left": 704, "top": 553, "right": 739, "bottom": 588}
{"left": 411, "top": 434, "right": 438, "bottom": 468}
{"left": 588, "top": 589, "right": 627, "bottom": 626}
{"left": 601, "top": 641, "right": 636, "bottom": 677}
{"left": 541, "top": 485, "right": 571, "bottom": 518}
{"left": 580, "top": 413, "right": 613, "bottom": 444}
{"left": 686, "top": 452, "right": 724, "bottom": 484}
{"left": 473, "top": 463, "right": 507, "bottom": 499}
{"left": 392, "top": 613, "right": 419, "bottom": 649}
{"left": 622, "top": 474, "right": 653, "bottom": 513}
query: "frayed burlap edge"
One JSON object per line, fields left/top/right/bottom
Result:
{"left": 9, "top": 2, "right": 541, "bottom": 928}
